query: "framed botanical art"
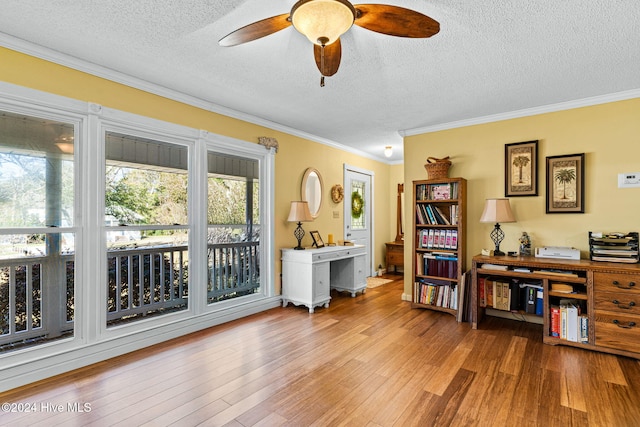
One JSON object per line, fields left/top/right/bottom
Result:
{"left": 309, "top": 230, "right": 324, "bottom": 248}
{"left": 505, "top": 140, "right": 538, "bottom": 197}
{"left": 546, "top": 153, "right": 585, "bottom": 213}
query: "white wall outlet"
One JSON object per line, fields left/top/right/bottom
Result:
{"left": 618, "top": 173, "right": 640, "bottom": 188}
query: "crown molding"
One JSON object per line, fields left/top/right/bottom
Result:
{"left": 399, "top": 88, "right": 640, "bottom": 137}
{"left": 0, "top": 33, "right": 386, "bottom": 162}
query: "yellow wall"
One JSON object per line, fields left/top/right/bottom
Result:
{"left": 404, "top": 98, "right": 640, "bottom": 295}
{"left": 0, "top": 47, "right": 396, "bottom": 290}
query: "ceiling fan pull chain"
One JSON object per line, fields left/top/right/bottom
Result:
{"left": 318, "top": 36, "right": 329, "bottom": 87}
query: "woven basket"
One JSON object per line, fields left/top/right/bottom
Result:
{"left": 424, "top": 157, "right": 451, "bottom": 179}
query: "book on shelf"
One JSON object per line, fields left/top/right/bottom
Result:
{"left": 416, "top": 182, "right": 458, "bottom": 201}
{"left": 428, "top": 229, "right": 436, "bottom": 248}
{"left": 492, "top": 280, "right": 511, "bottom": 311}
{"left": 524, "top": 285, "right": 537, "bottom": 314}
{"left": 420, "top": 253, "right": 457, "bottom": 278}
{"left": 478, "top": 277, "right": 486, "bottom": 307}
{"left": 557, "top": 298, "right": 584, "bottom": 342}
{"left": 425, "top": 204, "right": 437, "bottom": 224}
{"left": 479, "top": 277, "right": 499, "bottom": 308}
{"left": 550, "top": 282, "right": 574, "bottom": 293}
{"left": 415, "top": 279, "right": 458, "bottom": 309}
{"left": 518, "top": 282, "right": 543, "bottom": 315}
{"left": 532, "top": 269, "right": 579, "bottom": 277}
{"left": 509, "top": 282, "right": 520, "bottom": 311}
{"left": 444, "top": 230, "right": 453, "bottom": 249}
{"left": 481, "top": 263, "right": 509, "bottom": 271}
{"left": 566, "top": 303, "right": 579, "bottom": 342}
{"left": 449, "top": 205, "right": 459, "bottom": 225}
{"left": 580, "top": 315, "right": 589, "bottom": 343}
{"left": 550, "top": 305, "right": 560, "bottom": 337}
{"left": 430, "top": 184, "right": 451, "bottom": 200}
{"left": 535, "top": 289, "right": 544, "bottom": 316}
{"left": 417, "top": 204, "right": 453, "bottom": 226}
{"left": 433, "top": 205, "right": 451, "bottom": 224}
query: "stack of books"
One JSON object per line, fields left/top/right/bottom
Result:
{"left": 550, "top": 299, "right": 588, "bottom": 343}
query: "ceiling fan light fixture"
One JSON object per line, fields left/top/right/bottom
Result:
{"left": 291, "top": 0, "right": 356, "bottom": 46}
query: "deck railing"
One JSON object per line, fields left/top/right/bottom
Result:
{"left": 207, "top": 241, "right": 260, "bottom": 303}
{"left": 107, "top": 245, "right": 189, "bottom": 324}
{"left": 1, "top": 240, "right": 260, "bottom": 347}
{"left": 0, "top": 254, "right": 74, "bottom": 347}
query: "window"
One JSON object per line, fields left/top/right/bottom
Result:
{"left": 0, "top": 111, "right": 76, "bottom": 352}
{"left": 104, "top": 131, "right": 189, "bottom": 326}
{"left": 0, "top": 87, "right": 276, "bottom": 390}
{"left": 207, "top": 151, "right": 260, "bottom": 303}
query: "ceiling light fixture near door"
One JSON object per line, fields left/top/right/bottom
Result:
{"left": 219, "top": 0, "right": 440, "bottom": 86}
{"left": 384, "top": 146, "right": 393, "bottom": 158}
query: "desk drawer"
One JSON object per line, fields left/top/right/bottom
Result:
{"left": 594, "top": 272, "right": 640, "bottom": 294}
{"left": 312, "top": 248, "right": 363, "bottom": 262}
{"left": 595, "top": 310, "right": 640, "bottom": 353}
{"left": 594, "top": 291, "right": 640, "bottom": 315}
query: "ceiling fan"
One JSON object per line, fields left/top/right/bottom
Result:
{"left": 219, "top": 0, "right": 440, "bottom": 86}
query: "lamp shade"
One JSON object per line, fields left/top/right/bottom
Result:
{"left": 291, "top": 0, "right": 356, "bottom": 45}
{"left": 288, "top": 201, "right": 314, "bottom": 222}
{"left": 479, "top": 198, "right": 516, "bottom": 223}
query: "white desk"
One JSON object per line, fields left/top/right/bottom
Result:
{"left": 281, "top": 245, "right": 367, "bottom": 313}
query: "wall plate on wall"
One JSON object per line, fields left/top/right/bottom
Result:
{"left": 618, "top": 173, "right": 640, "bottom": 188}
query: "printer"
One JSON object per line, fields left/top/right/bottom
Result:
{"left": 535, "top": 246, "right": 580, "bottom": 260}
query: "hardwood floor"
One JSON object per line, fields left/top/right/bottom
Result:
{"left": 2, "top": 275, "right": 640, "bottom": 426}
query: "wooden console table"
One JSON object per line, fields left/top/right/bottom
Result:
{"left": 471, "top": 254, "right": 640, "bottom": 359}
{"left": 281, "top": 245, "right": 367, "bottom": 313}
{"left": 385, "top": 241, "right": 404, "bottom": 273}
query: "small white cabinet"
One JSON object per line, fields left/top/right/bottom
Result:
{"left": 281, "top": 245, "right": 367, "bottom": 313}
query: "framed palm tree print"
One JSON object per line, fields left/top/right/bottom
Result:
{"left": 505, "top": 140, "right": 538, "bottom": 196}
{"left": 546, "top": 153, "right": 585, "bottom": 213}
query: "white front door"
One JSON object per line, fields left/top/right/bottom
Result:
{"left": 343, "top": 164, "right": 374, "bottom": 276}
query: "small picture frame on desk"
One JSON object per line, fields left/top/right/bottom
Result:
{"left": 546, "top": 153, "right": 585, "bottom": 213}
{"left": 310, "top": 231, "right": 324, "bottom": 248}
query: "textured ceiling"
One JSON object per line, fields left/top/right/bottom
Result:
{"left": 1, "top": 0, "right": 639, "bottom": 162}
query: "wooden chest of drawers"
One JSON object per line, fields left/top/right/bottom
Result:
{"left": 594, "top": 271, "right": 640, "bottom": 353}
{"left": 385, "top": 241, "right": 404, "bottom": 273}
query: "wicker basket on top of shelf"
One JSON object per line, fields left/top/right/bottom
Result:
{"left": 424, "top": 157, "right": 451, "bottom": 179}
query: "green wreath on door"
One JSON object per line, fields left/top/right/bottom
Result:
{"left": 351, "top": 191, "right": 364, "bottom": 219}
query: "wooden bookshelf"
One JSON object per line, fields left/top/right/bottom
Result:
{"left": 411, "top": 177, "right": 466, "bottom": 319}
{"left": 471, "top": 254, "right": 640, "bottom": 359}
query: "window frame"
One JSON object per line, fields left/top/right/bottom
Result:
{"left": 0, "top": 83, "right": 277, "bottom": 392}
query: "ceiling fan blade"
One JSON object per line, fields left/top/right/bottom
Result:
{"left": 219, "top": 13, "right": 291, "bottom": 47}
{"left": 354, "top": 4, "right": 439, "bottom": 38}
{"left": 314, "top": 39, "right": 342, "bottom": 77}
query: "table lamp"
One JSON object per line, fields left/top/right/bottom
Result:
{"left": 288, "top": 201, "right": 314, "bottom": 250}
{"left": 479, "top": 198, "right": 516, "bottom": 256}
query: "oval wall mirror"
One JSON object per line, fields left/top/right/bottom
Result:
{"left": 301, "top": 167, "right": 323, "bottom": 218}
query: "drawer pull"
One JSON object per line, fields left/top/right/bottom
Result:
{"left": 613, "top": 319, "right": 637, "bottom": 329}
{"left": 612, "top": 280, "right": 636, "bottom": 289}
{"left": 612, "top": 300, "right": 636, "bottom": 309}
